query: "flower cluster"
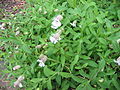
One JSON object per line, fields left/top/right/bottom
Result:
{"left": 14, "top": 75, "right": 25, "bottom": 88}
{"left": 51, "top": 15, "right": 63, "bottom": 29}
{"left": 37, "top": 54, "right": 48, "bottom": 67}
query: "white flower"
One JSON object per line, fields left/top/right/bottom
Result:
{"left": 15, "top": 31, "right": 20, "bottom": 36}
{"left": 37, "top": 60, "right": 45, "bottom": 67}
{"left": 51, "top": 20, "right": 61, "bottom": 29}
{"left": 18, "top": 83, "right": 23, "bottom": 87}
{"left": 44, "top": 11, "right": 47, "bottom": 14}
{"left": 99, "top": 78, "right": 104, "bottom": 82}
{"left": 117, "top": 39, "right": 120, "bottom": 44}
{"left": 0, "top": 23, "right": 5, "bottom": 30}
{"left": 37, "top": 54, "right": 47, "bottom": 67}
{"left": 114, "top": 57, "right": 120, "bottom": 65}
{"left": 70, "top": 20, "right": 77, "bottom": 27}
{"left": 0, "top": 27, "right": 5, "bottom": 30}
{"left": 13, "top": 65, "right": 21, "bottom": 70}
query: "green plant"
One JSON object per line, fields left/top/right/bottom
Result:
{"left": 0, "top": 0, "right": 120, "bottom": 89}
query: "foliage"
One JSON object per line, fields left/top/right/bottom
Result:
{"left": 0, "top": 0, "right": 120, "bottom": 89}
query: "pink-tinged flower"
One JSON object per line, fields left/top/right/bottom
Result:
{"left": 18, "top": 76, "right": 25, "bottom": 81}
{"left": 53, "top": 15, "right": 63, "bottom": 21}
{"left": 51, "top": 15, "right": 63, "bottom": 29}
{"left": 49, "top": 29, "right": 63, "bottom": 44}
{"left": 37, "top": 54, "right": 47, "bottom": 67}
{"left": 70, "top": 20, "right": 77, "bottom": 27}
{"left": 114, "top": 57, "right": 120, "bottom": 65}
{"left": 14, "top": 75, "right": 24, "bottom": 87}
{"left": 13, "top": 65, "right": 21, "bottom": 70}
{"left": 51, "top": 20, "right": 61, "bottom": 29}
{"left": 14, "top": 81, "right": 23, "bottom": 88}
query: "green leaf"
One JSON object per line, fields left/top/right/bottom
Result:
{"left": 44, "top": 66, "right": 55, "bottom": 77}
{"left": 79, "top": 70, "right": 89, "bottom": 78}
{"left": 59, "top": 72, "right": 72, "bottom": 78}
{"left": 61, "top": 56, "right": 65, "bottom": 68}
{"left": 21, "top": 44, "right": 31, "bottom": 54}
{"left": 67, "top": 0, "right": 76, "bottom": 8}
{"left": 61, "top": 80, "right": 69, "bottom": 90}
{"left": 83, "top": 60, "right": 98, "bottom": 67}
{"left": 56, "top": 75, "right": 61, "bottom": 85}
{"left": 70, "top": 55, "right": 79, "bottom": 71}
{"left": 72, "top": 75, "right": 85, "bottom": 83}
{"left": 47, "top": 79, "right": 52, "bottom": 90}
{"left": 80, "top": 55, "right": 90, "bottom": 59}
{"left": 31, "top": 78, "right": 44, "bottom": 83}
{"left": 98, "top": 59, "right": 105, "bottom": 71}
{"left": 96, "top": 16, "right": 103, "bottom": 23}
{"left": 98, "top": 38, "right": 107, "bottom": 45}
{"left": 117, "top": 10, "right": 120, "bottom": 20}
{"left": 105, "top": 18, "right": 113, "bottom": 31}
{"left": 112, "top": 80, "right": 120, "bottom": 90}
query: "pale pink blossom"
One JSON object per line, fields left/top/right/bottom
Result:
{"left": 13, "top": 65, "right": 21, "bottom": 70}
{"left": 51, "top": 20, "right": 61, "bottom": 29}
{"left": 51, "top": 15, "right": 63, "bottom": 29}
{"left": 53, "top": 15, "right": 63, "bottom": 21}
{"left": 14, "top": 75, "right": 24, "bottom": 87}
{"left": 49, "top": 29, "right": 63, "bottom": 44}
